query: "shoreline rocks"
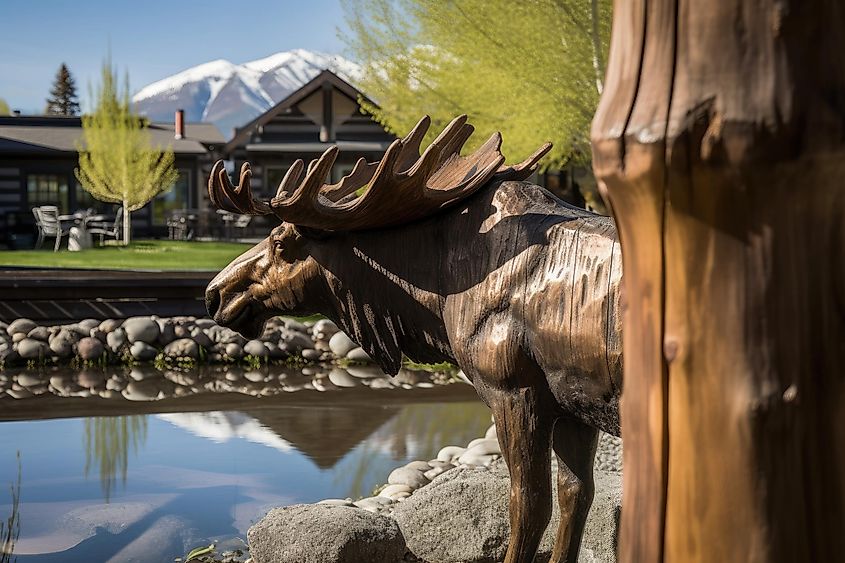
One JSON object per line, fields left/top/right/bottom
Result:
{"left": 0, "top": 316, "right": 397, "bottom": 371}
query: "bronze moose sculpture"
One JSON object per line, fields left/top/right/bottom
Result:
{"left": 206, "top": 115, "right": 622, "bottom": 563}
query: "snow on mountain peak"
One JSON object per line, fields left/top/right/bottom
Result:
{"left": 132, "top": 49, "right": 361, "bottom": 138}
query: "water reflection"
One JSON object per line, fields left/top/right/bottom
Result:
{"left": 0, "top": 365, "right": 489, "bottom": 562}
{"left": 83, "top": 417, "right": 147, "bottom": 502}
{"left": 1, "top": 452, "right": 20, "bottom": 563}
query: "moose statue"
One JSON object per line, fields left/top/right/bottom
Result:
{"left": 206, "top": 115, "right": 623, "bottom": 563}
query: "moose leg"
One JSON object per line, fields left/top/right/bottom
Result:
{"left": 486, "top": 386, "right": 554, "bottom": 563}
{"left": 549, "top": 417, "right": 598, "bottom": 563}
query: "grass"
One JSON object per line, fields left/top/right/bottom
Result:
{"left": 0, "top": 240, "right": 252, "bottom": 271}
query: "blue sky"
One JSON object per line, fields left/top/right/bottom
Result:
{"left": 0, "top": 0, "right": 351, "bottom": 113}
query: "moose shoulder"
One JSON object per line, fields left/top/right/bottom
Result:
{"left": 206, "top": 115, "right": 623, "bottom": 563}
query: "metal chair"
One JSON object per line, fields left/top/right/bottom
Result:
{"left": 87, "top": 206, "right": 123, "bottom": 245}
{"left": 32, "top": 206, "right": 70, "bottom": 251}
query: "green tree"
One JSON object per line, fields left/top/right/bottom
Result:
{"left": 75, "top": 60, "right": 178, "bottom": 245}
{"left": 0, "top": 98, "right": 9, "bottom": 116}
{"left": 343, "top": 0, "right": 611, "bottom": 171}
{"left": 45, "top": 63, "right": 80, "bottom": 116}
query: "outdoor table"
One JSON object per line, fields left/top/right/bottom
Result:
{"left": 61, "top": 211, "right": 104, "bottom": 251}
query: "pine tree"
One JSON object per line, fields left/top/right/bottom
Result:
{"left": 343, "top": 0, "right": 610, "bottom": 170}
{"left": 75, "top": 60, "right": 178, "bottom": 245}
{"left": 45, "top": 63, "right": 80, "bottom": 116}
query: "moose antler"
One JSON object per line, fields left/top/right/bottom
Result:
{"left": 208, "top": 115, "right": 552, "bottom": 231}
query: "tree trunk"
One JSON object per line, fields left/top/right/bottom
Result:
{"left": 591, "top": 1, "right": 845, "bottom": 562}
{"left": 122, "top": 201, "right": 131, "bottom": 246}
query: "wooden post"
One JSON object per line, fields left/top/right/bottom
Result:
{"left": 592, "top": 1, "right": 845, "bottom": 561}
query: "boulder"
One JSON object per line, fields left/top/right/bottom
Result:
{"left": 16, "top": 338, "right": 49, "bottom": 360}
{"left": 224, "top": 342, "right": 244, "bottom": 360}
{"left": 282, "top": 318, "right": 309, "bottom": 334}
{"left": 26, "top": 326, "right": 50, "bottom": 341}
{"left": 129, "top": 341, "right": 158, "bottom": 361}
{"left": 77, "top": 337, "right": 105, "bottom": 361}
{"left": 345, "top": 347, "right": 372, "bottom": 362}
{"left": 391, "top": 464, "right": 621, "bottom": 563}
{"left": 49, "top": 328, "right": 79, "bottom": 357}
{"left": 301, "top": 348, "right": 322, "bottom": 361}
{"left": 156, "top": 320, "right": 176, "bottom": 346}
{"left": 77, "top": 318, "right": 100, "bottom": 332}
{"left": 248, "top": 504, "right": 405, "bottom": 563}
{"left": 387, "top": 466, "right": 429, "bottom": 489}
{"left": 194, "top": 318, "right": 216, "bottom": 329}
{"left": 163, "top": 338, "right": 199, "bottom": 359}
{"left": 328, "top": 331, "right": 357, "bottom": 357}
{"left": 312, "top": 319, "right": 340, "bottom": 338}
{"left": 244, "top": 340, "right": 269, "bottom": 358}
{"left": 7, "top": 318, "right": 37, "bottom": 336}
{"left": 106, "top": 329, "right": 128, "bottom": 354}
{"left": 122, "top": 317, "right": 160, "bottom": 344}
{"left": 328, "top": 368, "right": 358, "bottom": 388}
{"left": 98, "top": 318, "right": 123, "bottom": 333}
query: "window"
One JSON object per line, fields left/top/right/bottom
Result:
{"left": 266, "top": 167, "right": 286, "bottom": 197}
{"left": 152, "top": 170, "right": 190, "bottom": 225}
{"left": 74, "top": 181, "right": 110, "bottom": 213}
{"left": 27, "top": 174, "right": 69, "bottom": 212}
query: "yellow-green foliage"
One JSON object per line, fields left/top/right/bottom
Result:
{"left": 75, "top": 60, "right": 178, "bottom": 244}
{"left": 343, "top": 0, "right": 611, "bottom": 169}
{"left": 0, "top": 98, "right": 10, "bottom": 116}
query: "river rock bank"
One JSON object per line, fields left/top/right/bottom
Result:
{"left": 248, "top": 428, "right": 622, "bottom": 563}
{"left": 0, "top": 315, "right": 383, "bottom": 368}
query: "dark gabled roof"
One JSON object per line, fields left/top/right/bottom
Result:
{"left": 223, "top": 69, "right": 376, "bottom": 155}
{"left": 0, "top": 116, "right": 221, "bottom": 155}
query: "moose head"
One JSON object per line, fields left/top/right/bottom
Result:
{"left": 205, "top": 115, "right": 550, "bottom": 347}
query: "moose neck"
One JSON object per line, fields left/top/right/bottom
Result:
{"left": 311, "top": 220, "right": 454, "bottom": 375}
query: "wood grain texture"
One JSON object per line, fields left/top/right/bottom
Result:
{"left": 593, "top": 0, "right": 845, "bottom": 561}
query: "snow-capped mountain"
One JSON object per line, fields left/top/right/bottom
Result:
{"left": 132, "top": 49, "right": 361, "bottom": 139}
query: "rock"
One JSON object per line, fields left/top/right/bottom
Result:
{"left": 156, "top": 320, "right": 176, "bottom": 346}
{"left": 265, "top": 342, "right": 289, "bottom": 360}
{"left": 312, "top": 319, "right": 339, "bottom": 337}
{"left": 369, "top": 378, "right": 394, "bottom": 389}
{"left": 345, "top": 365, "right": 383, "bottom": 379}
{"left": 49, "top": 329, "right": 79, "bottom": 357}
{"left": 353, "top": 496, "right": 393, "bottom": 512}
{"left": 424, "top": 465, "right": 455, "bottom": 480}
{"left": 123, "top": 380, "right": 160, "bottom": 401}
{"left": 387, "top": 467, "right": 429, "bottom": 489}
{"left": 244, "top": 340, "right": 269, "bottom": 358}
{"left": 283, "top": 330, "right": 316, "bottom": 351}
{"left": 248, "top": 504, "right": 405, "bottom": 563}
{"left": 77, "top": 318, "right": 100, "bottom": 332}
{"left": 77, "top": 337, "right": 104, "bottom": 360}
{"left": 328, "top": 331, "right": 357, "bottom": 357}
{"left": 98, "top": 318, "right": 122, "bottom": 333}
{"left": 16, "top": 373, "right": 46, "bottom": 387}
{"left": 377, "top": 484, "right": 413, "bottom": 498}
{"left": 345, "top": 347, "right": 372, "bottom": 362}
{"left": 16, "top": 338, "right": 48, "bottom": 359}
{"left": 392, "top": 464, "right": 621, "bottom": 563}
{"left": 190, "top": 329, "right": 213, "bottom": 349}
{"left": 122, "top": 317, "right": 160, "bottom": 344}
{"left": 404, "top": 460, "right": 433, "bottom": 472}
{"left": 7, "top": 318, "right": 37, "bottom": 336}
{"left": 163, "top": 338, "right": 199, "bottom": 359}
{"left": 11, "top": 333, "right": 26, "bottom": 344}
{"left": 282, "top": 318, "right": 309, "bottom": 334}
{"left": 485, "top": 424, "right": 498, "bottom": 440}
{"left": 436, "top": 445, "right": 467, "bottom": 463}
{"left": 224, "top": 342, "right": 244, "bottom": 360}
{"left": 77, "top": 369, "right": 106, "bottom": 388}
{"left": 129, "top": 341, "right": 158, "bottom": 361}
{"left": 194, "top": 318, "right": 216, "bottom": 329}
{"left": 301, "top": 348, "right": 321, "bottom": 361}
{"left": 464, "top": 438, "right": 501, "bottom": 456}
{"left": 328, "top": 368, "right": 358, "bottom": 388}
{"left": 316, "top": 499, "right": 356, "bottom": 507}
{"left": 26, "top": 326, "right": 50, "bottom": 341}
{"left": 106, "top": 328, "right": 128, "bottom": 354}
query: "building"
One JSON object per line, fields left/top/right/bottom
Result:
{"left": 0, "top": 113, "right": 223, "bottom": 246}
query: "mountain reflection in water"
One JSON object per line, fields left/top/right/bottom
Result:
{"left": 0, "top": 364, "right": 490, "bottom": 562}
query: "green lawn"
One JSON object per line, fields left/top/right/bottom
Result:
{"left": 0, "top": 240, "right": 253, "bottom": 271}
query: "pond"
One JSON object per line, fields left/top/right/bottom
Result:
{"left": 0, "top": 364, "right": 490, "bottom": 562}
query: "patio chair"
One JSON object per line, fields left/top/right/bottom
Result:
{"left": 232, "top": 214, "right": 252, "bottom": 238}
{"left": 32, "top": 205, "right": 71, "bottom": 251}
{"left": 87, "top": 206, "right": 123, "bottom": 245}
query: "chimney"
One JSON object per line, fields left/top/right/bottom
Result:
{"left": 174, "top": 109, "right": 185, "bottom": 139}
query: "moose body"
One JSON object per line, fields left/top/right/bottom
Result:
{"left": 206, "top": 116, "right": 622, "bottom": 563}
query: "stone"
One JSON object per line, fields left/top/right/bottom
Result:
{"left": 300, "top": 348, "right": 321, "bottom": 361}
{"left": 316, "top": 499, "right": 356, "bottom": 507}
{"left": 283, "top": 318, "right": 309, "bottom": 334}
{"left": 7, "top": 318, "right": 37, "bottom": 336}
{"left": 106, "top": 329, "right": 128, "bottom": 354}
{"left": 224, "top": 342, "right": 244, "bottom": 360}
{"left": 328, "top": 331, "right": 357, "bottom": 357}
{"left": 485, "top": 424, "right": 498, "bottom": 440}
{"left": 98, "top": 318, "right": 123, "bottom": 333}
{"left": 26, "top": 326, "right": 50, "bottom": 341}
{"left": 77, "top": 337, "right": 105, "bottom": 360}
{"left": 77, "top": 369, "right": 106, "bottom": 389}
{"left": 404, "top": 460, "right": 433, "bottom": 472}
{"left": 464, "top": 438, "right": 501, "bottom": 455}
{"left": 387, "top": 467, "right": 429, "bottom": 489}
{"left": 248, "top": 504, "right": 405, "bottom": 563}
{"left": 156, "top": 320, "right": 176, "bottom": 346}
{"left": 328, "top": 368, "right": 358, "bottom": 388}
{"left": 49, "top": 329, "right": 79, "bottom": 357}
{"left": 265, "top": 342, "right": 289, "bottom": 360}
{"left": 11, "top": 333, "right": 26, "bottom": 344}
{"left": 283, "top": 330, "right": 316, "bottom": 351}
{"left": 77, "top": 318, "right": 100, "bottom": 332}
{"left": 89, "top": 328, "right": 106, "bottom": 342}
{"left": 312, "top": 319, "right": 339, "bottom": 337}
{"left": 129, "top": 341, "right": 158, "bottom": 361}
{"left": 122, "top": 317, "right": 160, "bottom": 344}
{"left": 123, "top": 380, "right": 160, "bottom": 401}
{"left": 345, "top": 347, "right": 372, "bottom": 362}
{"left": 244, "top": 340, "right": 269, "bottom": 358}
{"left": 377, "top": 484, "right": 413, "bottom": 498}
{"left": 16, "top": 338, "right": 48, "bottom": 359}
{"left": 345, "top": 365, "right": 383, "bottom": 379}
{"left": 190, "top": 328, "right": 213, "bottom": 349}
{"left": 16, "top": 372, "right": 46, "bottom": 387}
{"left": 436, "top": 445, "right": 467, "bottom": 463}
{"left": 164, "top": 338, "right": 199, "bottom": 359}
{"left": 369, "top": 378, "right": 394, "bottom": 389}
{"left": 392, "top": 464, "right": 621, "bottom": 563}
